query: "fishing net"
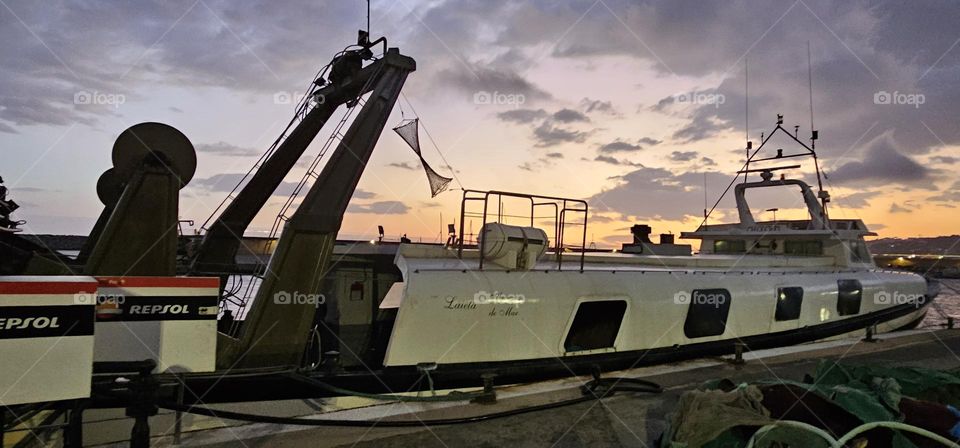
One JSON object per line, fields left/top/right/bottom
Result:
{"left": 393, "top": 118, "right": 453, "bottom": 197}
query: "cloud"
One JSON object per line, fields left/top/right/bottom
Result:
{"left": 671, "top": 113, "right": 730, "bottom": 143}
{"left": 637, "top": 137, "right": 662, "bottom": 146}
{"left": 828, "top": 132, "right": 935, "bottom": 188}
{"left": 191, "top": 173, "right": 299, "bottom": 196}
{"left": 496, "top": 108, "right": 547, "bottom": 124}
{"left": 551, "top": 108, "right": 589, "bottom": 123}
{"left": 438, "top": 65, "right": 551, "bottom": 101}
{"left": 352, "top": 189, "right": 376, "bottom": 200}
{"left": 668, "top": 151, "right": 719, "bottom": 168}
{"left": 835, "top": 190, "right": 881, "bottom": 208}
{"left": 594, "top": 155, "right": 643, "bottom": 167}
{"left": 533, "top": 122, "right": 588, "bottom": 147}
{"left": 0, "top": 1, "right": 371, "bottom": 131}
{"left": 931, "top": 155, "right": 958, "bottom": 164}
{"left": 387, "top": 161, "right": 421, "bottom": 171}
{"left": 930, "top": 181, "right": 960, "bottom": 202}
{"left": 545, "top": 152, "right": 564, "bottom": 159}
{"left": 346, "top": 200, "right": 409, "bottom": 215}
{"left": 589, "top": 213, "right": 617, "bottom": 223}
{"left": 196, "top": 141, "right": 261, "bottom": 157}
{"left": 580, "top": 98, "right": 618, "bottom": 115}
{"left": 670, "top": 151, "right": 698, "bottom": 162}
{"left": 589, "top": 168, "right": 733, "bottom": 221}
{"left": 598, "top": 140, "right": 642, "bottom": 153}
{"left": 889, "top": 203, "right": 911, "bottom": 213}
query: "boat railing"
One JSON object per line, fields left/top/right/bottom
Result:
{"left": 456, "top": 189, "right": 588, "bottom": 271}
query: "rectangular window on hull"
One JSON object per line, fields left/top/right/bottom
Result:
{"left": 564, "top": 301, "right": 627, "bottom": 352}
{"left": 837, "top": 280, "right": 862, "bottom": 316}
{"left": 713, "top": 240, "right": 746, "bottom": 254}
{"left": 775, "top": 287, "right": 804, "bottom": 321}
{"left": 683, "top": 289, "right": 732, "bottom": 338}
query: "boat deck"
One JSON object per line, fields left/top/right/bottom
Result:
{"left": 399, "top": 244, "right": 848, "bottom": 272}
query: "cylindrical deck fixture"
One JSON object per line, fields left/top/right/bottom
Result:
{"left": 734, "top": 342, "right": 747, "bottom": 365}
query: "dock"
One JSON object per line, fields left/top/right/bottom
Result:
{"left": 89, "top": 328, "right": 960, "bottom": 447}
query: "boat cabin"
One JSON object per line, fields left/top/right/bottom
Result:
{"left": 681, "top": 165, "right": 875, "bottom": 269}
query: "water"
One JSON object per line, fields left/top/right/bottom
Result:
{"left": 925, "top": 279, "right": 960, "bottom": 328}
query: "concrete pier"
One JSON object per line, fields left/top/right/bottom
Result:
{"left": 121, "top": 329, "right": 960, "bottom": 448}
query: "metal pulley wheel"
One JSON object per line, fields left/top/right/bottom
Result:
{"left": 111, "top": 122, "right": 197, "bottom": 188}
{"left": 95, "top": 167, "right": 124, "bottom": 207}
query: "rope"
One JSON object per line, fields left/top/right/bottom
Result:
{"left": 745, "top": 420, "right": 960, "bottom": 448}
{"left": 835, "top": 421, "right": 959, "bottom": 447}
{"left": 288, "top": 373, "right": 485, "bottom": 403}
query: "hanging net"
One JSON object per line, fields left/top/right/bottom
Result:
{"left": 392, "top": 118, "right": 453, "bottom": 197}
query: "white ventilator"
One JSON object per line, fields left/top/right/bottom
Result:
{"left": 478, "top": 223, "right": 549, "bottom": 270}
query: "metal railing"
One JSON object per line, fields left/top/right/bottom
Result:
{"left": 456, "top": 189, "right": 588, "bottom": 271}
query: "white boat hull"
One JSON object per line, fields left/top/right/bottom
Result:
{"left": 384, "top": 252, "right": 929, "bottom": 367}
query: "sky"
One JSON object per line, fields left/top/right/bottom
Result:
{"left": 2, "top": 0, "right": 959, "bottom": 249}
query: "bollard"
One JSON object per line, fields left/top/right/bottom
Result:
{"left": 949, "top": 317, "right": 955, "bottom": 329}
{"left": 733, "top": 342, "right": 746, "bottom": 365}
{"left": 473, "top": 373, "right": 498, "bottom": 405}
{"left": 863, "top": 324, "right": 878, "bottom": 343}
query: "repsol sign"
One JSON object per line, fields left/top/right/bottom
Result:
{"left": 101, "top": 296, "right": 218, "bottom": 322}
{"left": 0, "top": 305, "right": 94, "bottom": 339}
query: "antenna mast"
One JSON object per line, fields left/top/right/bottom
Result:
{"left": 744, "top": 58, "right": 750, "bottom": 183}
{"left": 807, "top": 42, "right": 828, "bottom": 226}
{"left": 807, "top": 42, "right": 815, "bottom": 150}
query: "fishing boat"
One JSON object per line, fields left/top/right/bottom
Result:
{"left": 290, "top": 116, "right": 934, "bottom": 392}
{"left": 0, "top": 28, "right": 937, "bottom": 446}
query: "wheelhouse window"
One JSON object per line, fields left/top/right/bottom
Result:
{"left": 775, "top": 287, "right": 803, "bottom": 321}
{"left": 683, "top": 289, "right": 732, "bottom": 338}
{"left": 784, "top": 240, "right": 823, "bottom": 256}
{"left": 837, "top": 280, "right": 862, "bottom": 316}
{"left": 713, "top": 240, "right": 746, "bottom": 254}
{"left": 848, "top": 241, "right": 870, "bottom": 263}
{"left": 564, "top": 300, "right": 627, "bottom": 352}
